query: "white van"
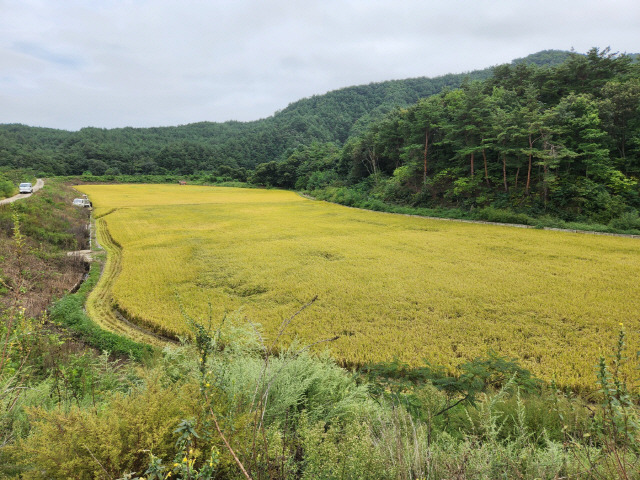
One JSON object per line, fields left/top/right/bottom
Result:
{"left": 73, "top": 198, "right": 91, "bottom": 207}
{"left": 19, "top": 183, "right": 33, "bottom": 193}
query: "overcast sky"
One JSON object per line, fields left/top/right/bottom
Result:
{"left": 1, "top": 0, "right": 638, "bottom": 131}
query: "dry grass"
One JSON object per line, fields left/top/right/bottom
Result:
{"left": 77, "top": 184, "right": 640, "bottom": 389}
{"left": 0, "top": 238, "right": 85, "bottom": 317}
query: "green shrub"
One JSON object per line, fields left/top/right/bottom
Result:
{"left": 15, "top": 374, "right": 201, "bottom": 479}
{"left": 609, "top": 210, "right": 640, "bottom": 232}
{"left": 299, "top": 416, "right": 390, "bottom": 479}
{"left": 0, "top": 177, "right": 15, "bottom": 198}
{"left": 472, "top": 206, "right": 534, "bottom": 225}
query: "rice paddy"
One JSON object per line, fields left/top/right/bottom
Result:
{"left": 77, "top": 184, "right": 640, "bottom": 389}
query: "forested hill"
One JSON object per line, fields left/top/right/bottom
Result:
{"left": 0, "top": 50, "right": 572, "bottom": 176}
{"left": 295, "top": 47, "right": 640, "bottom": 229}
{"left": 510, "top": 49, "right": 572, "bottom": 67}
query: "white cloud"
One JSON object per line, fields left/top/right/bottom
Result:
{"left": 0, "top": 0, "right": 638, "bottom": 130}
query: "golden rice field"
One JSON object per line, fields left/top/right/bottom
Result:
{"left": 77, "top": 184, "right": 640, "bottom": 390}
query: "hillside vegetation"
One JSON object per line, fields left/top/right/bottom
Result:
{"left": 0, "top": 177, "right": 88, "bottom": 317}
{"left": 0, "top": 51, "right": 571, "bottom": 177}
{"left": 260, "top": 48, "right": 640, "bottom": 229}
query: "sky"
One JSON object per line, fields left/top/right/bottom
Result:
{"left": 1, "top": 0, "right": 639, "bottom": 131}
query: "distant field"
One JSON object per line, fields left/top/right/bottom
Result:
{"left": 78, "top": 184, "right": 640, "bottom": 389}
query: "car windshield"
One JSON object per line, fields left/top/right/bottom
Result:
{"left": 20, "top": 183, "right": 30, "bottom": 187}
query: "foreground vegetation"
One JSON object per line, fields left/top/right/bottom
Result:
{"left": 3, "top": 301, "right": 640, "bottom": 479}
{"left": 78, "top": 184, "right": 640, "bottom": 390}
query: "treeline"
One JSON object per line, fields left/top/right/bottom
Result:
{"left": 0, "top": 51, "right": 571, "bottom": 178}
{"left": 0, "top": 73, "right": 486, "bottom": 177}
{"left": 260, "top": 48, "right": 640, "bottom": 226}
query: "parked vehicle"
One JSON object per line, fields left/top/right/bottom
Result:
{"left": 72, "top": 198, "right": 91, "bottom": 207}
{"left": 19, "top": 182, "right": 33, "bottom": 193}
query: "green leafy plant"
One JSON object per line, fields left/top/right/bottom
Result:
{"left": 578, "top": 326, "right": 640, "bottom": 478}
{"left": 133, "top": 420, "right": 220, "bottom": 480}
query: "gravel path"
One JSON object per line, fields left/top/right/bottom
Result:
{"left": 0, "top": 178, "right": 45, "bottom": 205}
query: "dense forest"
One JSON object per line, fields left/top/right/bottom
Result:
{"left": 0, "top": 50, "right": 571, "bottom": 178}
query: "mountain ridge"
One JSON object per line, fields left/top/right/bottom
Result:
{"left": 0, "top": 49, "right": 615, "bottom": 175}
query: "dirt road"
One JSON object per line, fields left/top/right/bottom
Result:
{"left": 0, "top": 179, "right": 45, "bottom": 206}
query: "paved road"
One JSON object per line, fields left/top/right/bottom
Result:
{"left": 0, "top": 179, "right": 44, "bottom": 206}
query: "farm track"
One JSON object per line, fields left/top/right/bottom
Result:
{"left": 87, "top": 217, "right": 174, "bottom": 347}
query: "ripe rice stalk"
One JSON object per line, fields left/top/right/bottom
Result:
{"left": 77, "top": 184, "right": 640, "bottom": 390}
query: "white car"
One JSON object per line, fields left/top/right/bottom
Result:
{"left": 19, "top": 182, "right": 33, "bottom": 194}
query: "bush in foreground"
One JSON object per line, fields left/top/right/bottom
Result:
{"left": 5, "top": 309, "right": 639, "bottom": 479}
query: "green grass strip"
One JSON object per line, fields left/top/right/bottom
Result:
{"left": 49, "top": 263, "right": 154, "bottom": 361}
